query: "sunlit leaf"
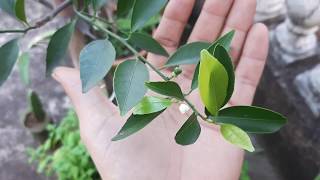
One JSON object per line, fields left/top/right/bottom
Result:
{"left": 0, "top": 38, "right": 19, "bottom": 86}
{"left": 131, "top": 0, "right": 167, "bottom": 32}
{"left": 18, "top": 52, "right": 30, "bottom": 85}
{"left": 215, "top": 106, "right": 287, "bottom": 134}
{"left": 198, "top": 50, "right": 228, "bottom": 116}
{"left": 46, "top": 20, "right": 76, "bottom": 76}
{"left": 133, "top": 96, "right": 172, "bottom": 115}
{"left": 145, "top": 81, "right": 184, "bottom": 100}
{"left": 175, "top": 113, "right": 201, "bottom": 145}
{"left": 112, "top": 111, "right": 164, "bottom": 141}
{"left": 165, "top": 42, "right": 210, "bottom": 67}
{"left": 220, "top": 124, "right": 255, "bottom": 152}
{"left": 80, "top": 39, "right": 116, "bottom": 93}
{"left": 114, "top": 60, "right": 149, "bottom": 116}
{"left": 128, "top": 32, "right": 168, "bottom": 56}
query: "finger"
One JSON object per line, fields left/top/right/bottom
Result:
{"left": 52, "top": 67, "right": 117, "bottom": 132}
{"left": 188, "top": 0, "right": 234, "bottom": 43}
{"left": 148, "top": 0, "right": 196, "bottom": 67}
{"left": 222, "top": 0, "right": 256, "bottom": 63}
{"left": 229, "top": 23, "right": 269, "bottom": 106}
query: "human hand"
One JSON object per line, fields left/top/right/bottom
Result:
{"left": 52, "top": 0, "right": 269, "bottom": 179}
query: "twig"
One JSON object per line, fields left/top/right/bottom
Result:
{"left": 36, "top": 0, "right": 54, "bottom": 9}
{"left": 0, "top": 0, "right": 72, "bottom": 34}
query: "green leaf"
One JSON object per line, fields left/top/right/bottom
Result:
{"left": 220, "top": 124, "right": 255, "bottom": 152}
{"left": 15, "top": 0, "right": 27, "bottom": 23}
{"left": 131, "top": 0, "right": 167, "bottom": 32}
{"left": 145, "top": 81, "right": 184, "bottom": 100}
{"left": 128, "top": 32, "right": 168, "bottom": 57}
{"left": 0, "top": 0, "right": 27, "bottom": 23}
{"left": 175, "top": 113, "right": 201, "bottom": 145}
{"left": 114, "top": 60, "right": 149, "bottom": 116}
{"left": 112, "top": 111, "right": 164, "bottom": 141}
{"left": 117, "top": 0, "right": 135, "bottom": 16}
{"left": 18, "top": 52, "right": 30, "bottom": 85}
{"left": 28, "top": 91, "right": 46, "bottom": 120}
{"left": 198, "top": 50, "right": 228, "bottom": 116}
{"left": 165, "top": 42, "right": 210, "bottom": 67}
{"left": 0, "top": 38, "right": 19, "bottom": 86}
{"left": 208, "top": 30, "right": 235, "bottom": 53}
{"left": 190, "top": 63, "right": 200, "bottom": 91}
{"left": 133, "top": 96, "right": 172, "bottom": 115}
{"left": 80, "top": 39, "right": 116, "bottom": 93}
{"left": 214, "top": 45, "right": 235, "bottom": 106}
{"left": 215, "top": 106, "right": 287, "bottom": 134}
{"left": 46, "top": 20, "right": 76, "bottom": 76}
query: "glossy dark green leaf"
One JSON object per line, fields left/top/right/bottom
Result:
{"left": 18, "top": 52, "right": 30, "bottom": 85}
{"left": 214, "top": 45, "right": 235, "bottom": 106}
{"left": 220, "top": 123, "right": 255, "bottom": 152}
{"left": 198, "top": 50, "right": 228, "bottom": 116}
{"left": 190, "top": 63, "right": 200, "bottom": 91}
{"left": 165, "top": 42, "right": 210, "bottom": 67}
{"left": 112, "top": 111, "right": 164, "bottom": 141}
{"left": 131, "top": 0, "right": 167, "bottom": 32}
{"left": 15, "top": 0, "right": 27, "bottom": 23}
{"left": 28, "top": 91, "right": 46, "bottom": 120}
{"left": 133, "top": 96, "right": 172, "bottom": 115}
{"left": 114, "top": 60, "right": 149, "bottom": 116}
{"left": 46, "top": 20, "right": 76, "bottom": 76}
{"left": 0, "top": 38, "right": 19, "bottom": 86}
{"left": 175, "top": 113, "right": 201, "bottom": 145}
{"left": 80, "top": 39, "right": 116, "bottom": 93}
{"left": 128, "top": 32, "right": 168, "bottom": 57}
{"left": 0, "top": 0, "right": 15, "bottom": 16}
{"left": 117, "top": 0, "right": 135, "bottom": 16}
{"left": 208, "top": 30, "right": 235, "bottom": 53}
{"left": 215, "top": 106, "right": 287, "bottom": 134}
{"left": 145, "top": 81, "right": 184, "bottom": 100}
{"left": 0, "top": 0, "right": 27, "bottom": 23}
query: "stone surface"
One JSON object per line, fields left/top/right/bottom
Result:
{"left": 255, "top": 0, "right": 286, "bottom": 22}
{"left": 274, "top": 0, "right": 320, "bottom": 63}
{"left": 0, "top": 1, "right": 71, "bottom": 180}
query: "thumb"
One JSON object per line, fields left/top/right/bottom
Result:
{"left": 52, "top": 67, "right": 117, "bottom": 131}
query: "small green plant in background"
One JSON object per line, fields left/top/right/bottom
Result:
{"left": 27, "top": 110, "right": 100, "bottom": 180}
{"left": 240, "top": 161, "right": 251, "bottom": 180}
{"left": 0, "top": 0, "right": 287, "bottom": 152}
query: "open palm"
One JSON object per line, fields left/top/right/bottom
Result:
{"left": 53, "top": 0, "right": 269, "bottom": 179}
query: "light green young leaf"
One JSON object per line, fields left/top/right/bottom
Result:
{"left": 215, "top": 106, "right": 287, "bottom": 134}
{"left": 114, "top": 60, "right": 149, "bottom": 116}
{"left": 165, "top": 42, "right": 210, "bottom": 67}
{"left": 214, "top": 45, "right": 235, "bottom": 106}
{"left": 18, "top": 52, "right": 30, "bottom": 85}
{"left": 198, "top": 50, "right": 228, "bottom": 116}
{"left": 80, "top": 39, "right": 116, "bottom": 93}
{"left": 133, "top": 96, "right": 172, "bottom": 115}
{"left": 189, "top": 31, "right": 235, "bottom": 92}
{"left": 145, "top": 81, "right": 184, "bottom": 100}
{"left": 117, "top": 0, "right": 135, "bottom": 16}
{"left": 46, "top": 20, "right": 76, "bottom": 76}
{"left": 112, "top": 111, "right": 164, "bottom": 141}
{"left": 128, "top": 32, "right": 169, "bottom": 57}
{"left": 175, "top": 113, "right": 201, "bottom": 145}
{"left": 220, "top": 124, "right": 255, "bottom": 152}
{"left": 0, "top": 38, "right": 20, "bottom": 86}
{"left": 131, "top": 0, "right": 167, "bottom": 32}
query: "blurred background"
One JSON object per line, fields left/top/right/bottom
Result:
{"left": 0, "top": 0, "right": 319, "bottom": 179}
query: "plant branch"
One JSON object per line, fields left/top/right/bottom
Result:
{"left": 184, "top": 98, "right": 207, "bottom": 121}
{"left": 75, "top": 10, "right": 170, "bottom": 81}
{"left": 0, "top": 0, "right": 72, "bottom": 34}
